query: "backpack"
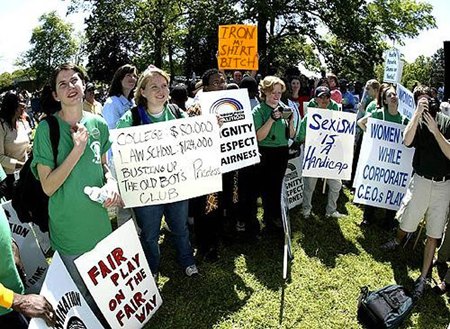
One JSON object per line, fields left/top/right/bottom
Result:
{"left": 357, "top": 284, "right": 415, "bottom": 329}
{"left": 11, "top": 115, "right": 60, "bottom": 232}
{"left": 131, "top": 103, "right": 182, "bottom": 126}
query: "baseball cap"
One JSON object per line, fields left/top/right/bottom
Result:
{"left": 86, "top": 83, "right": 95, "bottom": 91}
{"left": 315, "top": 86, "right": 331, "bottom": 98}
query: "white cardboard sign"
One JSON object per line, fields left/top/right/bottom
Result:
{"left": 302, "top": 108, "right": 356, "bottom": 180}
{"left": 396, "top": 83, "right": 416, "bottom": 120}
{"left": 383, "top": 48, "right": 403, "bottom": 83}
{"left": 353, "top": 118, "right": 414, "bottom": 210}
{"left": 2, "top": 201, "right": 48, "bottom": 294}
{"left": 75, "top": 220, "right": 162, "bottom": 329}
{"left": 111, "top": 115, "right": 222, "bottom": 208}
{"left": 28, "top": 252, "right": 103, "bottom": 329}
{"left": 199, "top": 89, "right": 260, "bottom": 173}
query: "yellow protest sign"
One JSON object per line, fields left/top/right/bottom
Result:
{"left": 217, "top": 24, "right": 258, "bottom": 71}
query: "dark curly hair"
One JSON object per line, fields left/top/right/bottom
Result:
{"left": 0, "top": 91, "right": 25, "bottom": 129}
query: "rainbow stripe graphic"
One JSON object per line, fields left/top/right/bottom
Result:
{"left": 209, "top": 98, "right": 243, "bottom": 114}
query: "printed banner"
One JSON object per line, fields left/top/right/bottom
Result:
{"left": 383, "top": 48, "right": 403, "bottom": 83}
{"left": 28, "top": 252, "right": 103, "bottom": 329}
{"left": 353, "top": 118, "right": 414, "bottom": 210}
{"left": 75, "top": 220, "right": 162, "bottom": 329}
{"left": 284, "top": 155, "right": 303, "bottom": 209}
{"left": 397, "top": 83, "right": 416, "bottom": 120}
{"left": 2, "top": 201, "right": 48, "bottom": 294}
{"left": 199, "top": 89, "right": 260, "bottom": 172}
{"left": 217, "top": 24, "right": 258, "bottom": 70}
{"left": 302, "top": 108, "right": 356, "bottom": 180}
{"left": 110, "top": 115, "right": 222, "bottom": 208}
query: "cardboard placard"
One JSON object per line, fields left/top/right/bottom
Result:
{"left": 353, "top": 118, "right": 414, "bottom": 210}
{"left": 217, "top": 24, "right": 258, "bottom": 70}
{"left": 199, "top": 89, "right": 260, "bottom": 172}
{"left": 2, "top": 201, "right": 48, "bottom": 294}
{"left": 28, "top": 252, "right": 103, "bottom": 329}
{"left": 110, "top": 115, "right": 222, "bottom": 208}
{"left": 75, "top": 221, "right": 162, "bottom": 329}
{"left": 302, "top": 108, "right": 356, "bottom": 180}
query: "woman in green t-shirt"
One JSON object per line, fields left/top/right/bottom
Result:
{"left": 248, "top": 76, "right": 296, "bottom": 234}
{"left": 32, "top": 63, "right": 123, "bottom": 327}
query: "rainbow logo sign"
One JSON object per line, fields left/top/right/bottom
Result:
{"left": 209, "top": 98, "right": 243, "bottom": 114}
{"left": 209, "top": 98, "right": 246, "bottom": 123}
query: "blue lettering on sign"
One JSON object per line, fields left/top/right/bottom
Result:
{"left": 398, "top": 88, "right": 414, "bottom": 108}
{"left": 309, "top": 113, "right": 355, "bottom": 134}
{"left": 356, "top": 184, "right": 384, "bottom": 203}
{"left": 370, "top": 124, "right": 401, "bottom": 143}
{"left": 302, "top": 145, "right": 348, "bottom": 174}
{"left": 378, "top": 146, "right": 402, "bottom": 165}
{"left": 362, "top": 165, "right": 409, "bottom": 187}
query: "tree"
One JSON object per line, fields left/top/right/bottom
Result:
{"left": 18, "top": 11, "right": 78, "bottom": 86}
{"left": 429, "top": 47, "right": 444, "bottom": 87}
{"left": 70, "top": 0, "right": 436, "bottom": 80}
{"left": 401, "top": 55, "right": 432, "bottom": 89}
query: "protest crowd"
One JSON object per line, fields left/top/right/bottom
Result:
{"left": 0, "top": 38, "right": 450, "bottom": 328}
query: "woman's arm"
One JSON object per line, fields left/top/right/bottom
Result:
{"left": 37, "top": 123, "right": 88, "bottom": 196}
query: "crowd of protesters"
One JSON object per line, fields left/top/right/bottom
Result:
{"left": 0, "top": 60, "right": 450, "bottom": 328}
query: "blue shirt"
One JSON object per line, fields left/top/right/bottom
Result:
{"left": 102, "top": 95, "right": 134, "bottom": 129}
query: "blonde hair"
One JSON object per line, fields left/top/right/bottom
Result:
{"left": 259, "top": 76, "right": 286, "bottom": 100}
{"left": 134, "top": 66, "right": 171, "bottom": 107}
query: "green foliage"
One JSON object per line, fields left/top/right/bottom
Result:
{"left": 65, "top": 0, "right": 436, "bottom": 81}
{"left": 401, "top": 55, "right": 432, "bottom": 89}
{"left": 18, "top": 11, "right": 77, "bottom": 86}
{"left": 141, "top": 189, "right": 450, "bottom": 328}
{"left": 0, "top": 72, "right": 13, "bottom": 90}
{"left": 430, "top": 48, "right": 445, "bottom": 87}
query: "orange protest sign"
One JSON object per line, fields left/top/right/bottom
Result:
{"left": 217, "top": 25, "right": 258, "bottom": 71}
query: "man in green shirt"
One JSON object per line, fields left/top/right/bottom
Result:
{"left": 298, "top": 86, "right": 344, "bottom": 219}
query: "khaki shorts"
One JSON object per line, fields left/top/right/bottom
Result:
{"left": 397, "top": 173, "right": 450, "bottom": 239}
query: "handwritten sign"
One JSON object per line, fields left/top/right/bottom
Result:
{"left": 353, "top": 118, "right": 414, "bottom": 210}
{"left": 2, "top": 201, "right": 48, "bottom": 294}
{"left": 383, "top": 48, "right": 402, "bottom": 83}
{"left": 397, "top": 83, "right": 415, "bottom": 120}
{"left": 28, "top": 252, "right": 103, "bottom": 329}
{"left": 110, "top": 115, "right": 222, "bottom": 208}
{"left": 199, "top": 89, "right": 260, "bottom": 172}
{"left": 302, "top": 108, "right": 356, "bottom": 180}
{"left": 75, "top": 221, "right": 161, "bottom": 329}
{"left": 218, "top": 24, "right": 258, "bottom": 70}
{"left": 284, "top": 156, "right": 303, "bottom": 209}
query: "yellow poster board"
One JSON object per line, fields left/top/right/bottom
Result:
{"left": 217, "top": 24, "right": 258, "bottom": 71}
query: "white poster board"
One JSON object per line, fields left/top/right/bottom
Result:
{"left": 353, "top": 118, "right": 414, "bottom": 210}
{"left": 284, "top": 156, "right": 303, "bottom": 209}
{"left": 396, "top": 83, "right": 416, "bottom": 120}
{"left": 2, "top": 201, "right": 48, "bottom": 294}
{"left": 302, "top": 108, "right": 356, "bottom": 180}
{"left": 383, "top": 48, "right": 403, "bottom": 83}
{"left": 110, "top": 115, "right": 222, "bottom": 208}
{"left": 199, "top": 89, "right": 260, "bottom": 173}
{"left": 28, "top": 252, "right": 103, "bottom": 329}
{"left": 75, "top": 220, "right": 162, "bottom": 329}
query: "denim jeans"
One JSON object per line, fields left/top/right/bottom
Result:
{"left": 134, "top": 200, "right": 195, "bottom": 274}
{"left": 302, "top": 177, "right": 342, "bottom": 215}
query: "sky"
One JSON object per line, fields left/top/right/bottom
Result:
{"left": 0, "top": 0, "right": 449, "bottom": 74}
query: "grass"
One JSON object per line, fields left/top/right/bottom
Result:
{"left": 142, "top": 187, "right": 450, "bottom": 329}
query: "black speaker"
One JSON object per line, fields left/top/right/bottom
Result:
{"left": 444, "top": 41, "right": 450, "bottom": 101}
